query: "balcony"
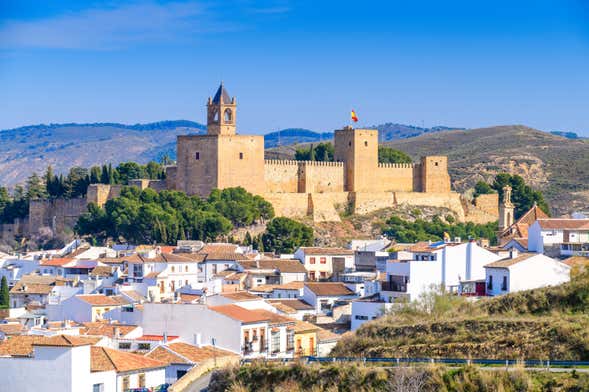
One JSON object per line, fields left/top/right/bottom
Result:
{"left": 381, "top": 281, "right": 407, "bottom": 292}
{"left": 560, "top": 243, "right": 589, "bottom": 257}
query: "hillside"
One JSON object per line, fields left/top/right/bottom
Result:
{"left": 0, "top": 121, "right": 206, "bottom": 186}
{"left": 384, "top": 125, "right": 589, "bottom": 216}
{"left": 332, "top": 271, "right": 589, "bottom": 360}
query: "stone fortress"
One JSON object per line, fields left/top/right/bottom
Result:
{"left": 162, "top": 83, "right": 497, "bottom": 223}
{"left": 4, "top": 83, "right": 499, "bottom": 239}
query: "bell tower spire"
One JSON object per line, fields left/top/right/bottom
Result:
{"left": 207, "top": 82, "right": 237, "bottom": 135}
{"left": 499, "top": 185, "right": 515, "bottom": 232}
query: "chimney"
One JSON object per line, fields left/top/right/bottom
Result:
{"left": 163, "top": 331, "right": 168, "bottom": 344}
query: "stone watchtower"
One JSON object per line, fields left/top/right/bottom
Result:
{"left": 498, "top": 185, "right": 515, "bottom": 232}
{"left": 175, "top": 83, "right": 265, "bottom": 197}
{"left": 207, "top": 82, "right": 237, "bottom": 136}
{"left": 333, "top": 126, "right": 379, "bottom": 192}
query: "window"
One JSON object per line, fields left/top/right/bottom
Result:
{"left": 309, "top": 272, "right": 316, "bottom": 280}
{"left": 271, "top": 331, "right": 280, "bottom": 353}
{"left": 177, "top": 370, "right": 188, "bottom": 379}
{"left": 239, "top": 152, "right": 244, "bottom": 159}
{"left": 435, "top": 162, "right": 439, "bottom": 166}
{"left": 487, "top": 275, "right": 493, "bottom": 290}
{"left": 286, "top": 330, "right": 294, "bottom": 351}
{"left": 138, "top": 343, "right": 151, "bottom": 350}
{"left": 118, "top": 342, "right": 131, "bottom": 350}
{"left": 185, "top": 265, "right": 188, "bottom": 272}
{"left": 195, "top": 152, "right": 200, "bottom": 160}
{"left": 309, "top": 257, "right": 316, "bottom": 264}
{"left": 364, "top": 141, "right": 368, "bottom": 147}
{"left": 171, "top": 266, "right": 175, "bottom": 273}
{"left": 122, "top": 376, "right": 130, "bottom": 391}
{"left": 501, "top": 276, "right": 508, "bottom": 291}
{"left": 138, "top": 373, "right": 146, "bottom": 387}
{"left": 224, "top": 108, "right": 233, "bottom": 122}
{"left": 320, "top": 271, "right": 326, "bottom": 279}
{"left": 92, "top": 384, "right": 104, "bottom": 392}
{"left": 320, "top": 257, "right": 326, "bottom": 264}
{"left": 355, "top": 315, "right": 369, "bottom": 320}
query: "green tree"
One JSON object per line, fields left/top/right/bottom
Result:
{"left": 295, "top": 142, "right": 334, "bottom": 162}
{"left": 473, "top": 180, "right": 495, "bottom": 198}
{"left": 89, "top": 166, "right": 102, "bottom": 184}
{"left": 262, "top": 217, "right": 314, "bottom": 253}
{"left": 26, "top": 173, "right": 48, "bottom": 200}
{"left": 116, "top": 162, "right": 145, "bottom": 184}
{"left": 378, "top": 146, "right": 412, "bottom": 164}
{"left": 491, "top": 173, "right": 550, "bottom": 218}
{"left": 0, "top": 276, "right": 8, "bottom": 309}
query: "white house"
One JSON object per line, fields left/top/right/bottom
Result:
{"left": 527, "top": 219, "right": 589, "bottom": 256}
{"left": 294, "top": 247, "right": 355, "bottom": 281}
{"left": 380, "top": 240, "right": 502, "bottom": 302}
{"left": 9, "top": 274, "right": 77, "bottom": 309}
{"left": 484, "top": 252, "right": 571, "bottom": 296}
{"left": 145, "top": 342, "right": 239, "bottom": 385}
{"left": 350, "top": 298, "right": 395, "bottom": 331}
{"left": 0, "top": 335, "right": 166, "bottom": 392}
{"left": 302, "top": 282, "right": 357, "bottom": 314}
{"left": 141, "top": 302, "right": 296, "bottom": 359}
{"left": 47, "top": 294, "right": 127, "bottom": 323}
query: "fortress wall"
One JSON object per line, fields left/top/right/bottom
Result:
{"left": 217, "top": 135, "right": 266, "bottom": 195}
{"left": 395, "top": 192, "right": 466, "bottom": 221}
{"left": 298, "top": 161, "right": 345, "bottom": 193}
{"left": 374, "top": 163, "right": 419, "bottom": 192}
{"left": 128, "top": 179, "right": 167, "bottom": 192}
{"left": 165, "top": 166, "right": 177, "bottom": 190}
{"left": 351, "top": 192, "right": 396, "bottom": 215}
{"left": 264, "top": 160, "right": 300, "bottom": 193}
{"left": 308, "top": 192, "right": 348, "bottom": 222}
{"left": 474, "top": 193, "right": 499, "bottom": 216}
{"left": 262, "top": 192, "right": 310, "bottom": 218}
{"left": 29, "top": 198, "right": 88, "bottom": 234}
{"left": 86, "top": 184, "right": 122, "bottom": 207}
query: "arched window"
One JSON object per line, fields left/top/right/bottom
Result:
{"left": 224, "top": 108, "right": 233, "bottom": 123}
{"left": 212, "top": 109, "right": 219, "bottom": 122}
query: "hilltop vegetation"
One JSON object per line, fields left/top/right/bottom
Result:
{"left": 333, "top": 271, "right": 589, "bottom": 360}
{"left": 209, "top": 362, "right": 589, "bottom": 392}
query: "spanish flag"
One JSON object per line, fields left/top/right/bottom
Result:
{"left": 351, "top": 110, "right": 359, "bottom": 122}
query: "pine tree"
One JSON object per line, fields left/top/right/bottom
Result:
{"left": 244, "top": 231, "right": 252, "bottom": 246}
{"left": 0, "top": 276, "right": 9, "bottom": 309}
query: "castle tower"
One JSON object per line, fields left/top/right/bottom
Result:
{"left": 207, "top": 82, "right": 237, "bottom": 135}
{"left": 334, "top": 126, "right": 379, "bottom": 192}
{"left": 498, "top": 185, "right": 515, "bottom": 232}
{"left": 420, "top": 156, "right": 451, "bottom": 193}
{"left": 176, "top": 84, "right": 264, "bottom": 197}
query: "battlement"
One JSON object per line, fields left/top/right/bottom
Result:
{"left": 378, "top": 162, "right": 420, "bottom": 169}
{"left": 264, "top": 159, "right": 344, "bottom": 167}
{"left": 264, "top": 159, "right": 300, "bottom": 166}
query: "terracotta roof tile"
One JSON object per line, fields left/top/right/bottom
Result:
{"left": 305, "top": 282, "right": 355, "bottom": 297}
{"left": 298, "top": 247, "right": 354, "bottom": 256}
{"left": 209, "top": 304, "right": 295, "bottom": 324}
{"left": 267, "top": 299, "right": 314, "bottom": 311}
{"left": 293, "top": 320, "right": 320, "bottom": 333}
{"left": 563, "top": 256, "right": 589, "bottom": 267}
{"left": 220, "top": 291, "right": 260, "bottom": 301}
{"left": 76, "top": 294, "right": 126, "bottom": 306}
{"left": 0, "top": 336, "right": 99, "bottom": 357}
{"left": 89, "top": 266, "right": 114, "bottom": 277}
{"left": 91, "top": 346, "right": 166, "bottom": 373}
{"left": 0, "top": 323, "right": 25, "bottom": 336}
{"left": 146, "top": 343, "right": 237, "bottom": 365}
{"left": 536, "top": 219, "right": 589, "bottom": 230}
{"left": 40, "top": 258, "right": 74, "bottom": 267}
{"left": 484, "top": 253, "right": 539, "bottom": 268}
{"left": 81, "top": 322, "right": 138, "bottom": 338}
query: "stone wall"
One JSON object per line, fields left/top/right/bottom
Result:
{"left": 298, "top": 161, "right": 345, "bottom": 193}
{"left": 28, "top": 198, "right": 88, "bottom": 234}
{"left": 264, "top": 160, "right": 300, "bottom": 193}
{"left": 474, "top": 193, "right": 499, "bottom": 216}
{"left": 86, "top": 184, "right": 122, "bottom": 207}
{"left": 217, "top": 135, "right": 265, "bottom": 195}
{"left": 375, "top": 163, "right": 420, "bottom": 192}
{"left": 176, "top": 135, "right": 219, "bottom": 197}
{"left": 262, "top": 193, "right": 310, "bottom": 219}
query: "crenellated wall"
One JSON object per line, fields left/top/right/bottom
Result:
{"left": 264, "top": 160, "right": 300, "bottom": 193}
{"left": 375, "top": 162, "right": 421, "bottom": 192}
{"left": 298, "top": 161, "right": 345, "bottom": 193}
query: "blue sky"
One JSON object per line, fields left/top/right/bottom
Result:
{"left": 1, "top": 0, "right": 588, "bottom": 135}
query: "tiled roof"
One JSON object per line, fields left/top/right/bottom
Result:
{"left": 293, "top": 320, "right": 320, "bottom": 333}
{"left": 40, "top": 257, "right": 74, "bottom": 267}
{"left": 146, "top": 342, "right": 237, "bottom": 365}
{"left": 563, "top": 256, "right": 589, "bottom": 267}
{"left": 250, "top": 281, "right": 304, "bottom": 293}
{"left": 305, "top": 282, "right": 355, "bottom": 297}
{"left": 536, "top": 219, "right": 589, "bottom": 230}
{"left": 81, "top": 322, "right": 138, "bottom": 338}
{"left": 298, "top": 247, "right": 354, "bottom": 256}
{"left": 76, "top": 294, "right": 126, "bottom": 306}
{"left": 212, "top": 83, "right": 232, "bottom": 104}
{"left": 240, "top": 259, "right": 307, "bottom": 273}
{"left": 0, "top": 323, "right": 25, "bottom": 336}
{"left": 91, "top": 346, "right": 166, "bottom": 373}
{"left": 124, "top": 252, "right": 204, "bottom": 264}
{"left": 89, "top": 266, "right": 114, "bottom": 277}
{"left": 179, "top": 293, "right": 201, "bottom": 303}
{"left": 121, "top": 290, "right": 146, "bottom": 302}
{"left": 136, "top": 335, "right": 179, "bottom": 341}
{"left": 484, "top": 253, "right": 539, "bottom": 268}
{"left": 97, "top": 257, "right": 126, "bottom": 264}
{"left": 267, "top": 299, "right": 314, "bottom": 311}
{"left": 407, "top": 241, "right": 445, "bottom": 253}
{"left": 9, "top": 274, "right": 70, "bottom": 295}
{"left": 317, "top": 328, "right": 340, "bottom": 342}
{"left": 499, "top": 204, "right": 549, "bottom": 241}
{"left": 209, "top": 304, "right": 294, "bottom": 324}
{"left": 0, "top": 335, "right": 99, "bottom": 357}
{"left": 33, "top": 335, "right": 96, "bottom": 347}
{"left": 220, "top": 291, "right": 261, "bottom": 301}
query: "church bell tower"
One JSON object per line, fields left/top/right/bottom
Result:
{"left": 207, "top": 82, "right": 236, "bottom": 135}
{"left": 498, "top": 185, "right": 515, "bottom": 232}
